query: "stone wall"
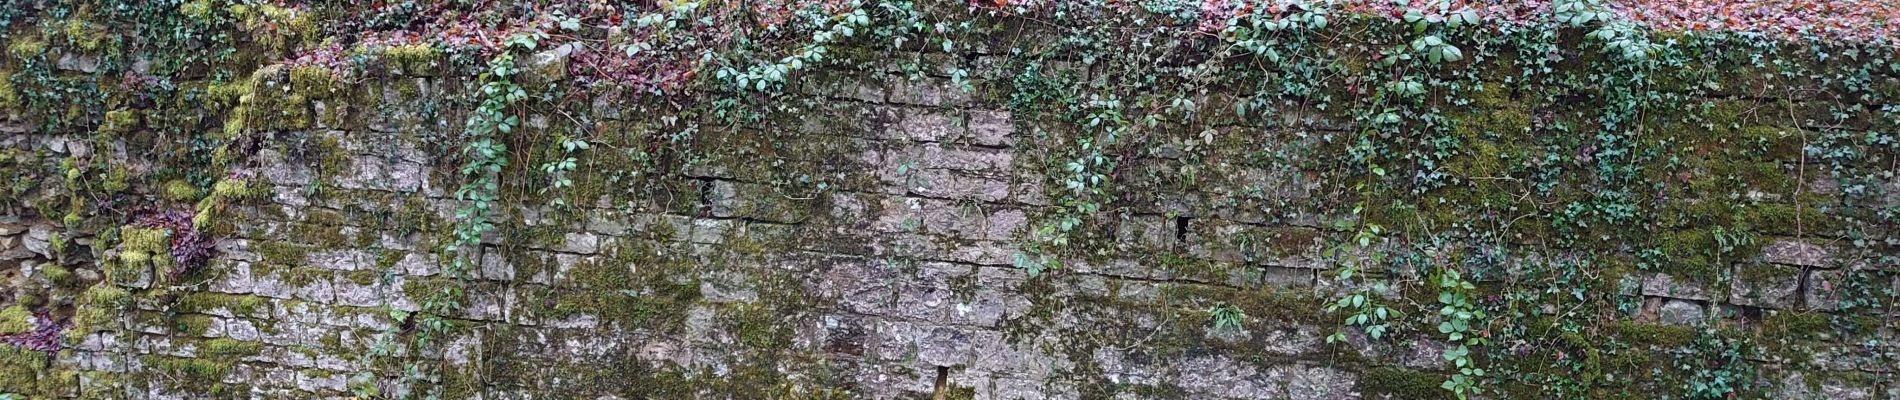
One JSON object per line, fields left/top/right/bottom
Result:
{"left": 4, "top": 5, "right": 1900, "bottom": 400}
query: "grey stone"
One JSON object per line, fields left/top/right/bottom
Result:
{"left": 907, "top": 170, "right": 1012, "bottom": 202}
{"left": 527, "top": 42, "right": 577, "bottom": 81}
{"left": 480, "top": 251, "right": 514, "bottom": 281}
{"left": 965, "top": 110, "right": 1014, "bottom": 147}
{"left": 296, "top": 368, "right": 347, "bottom": 392}
{"left": 1093, "top": 348, "right": 1161, "bottom": 386}
{"left": 1659, "top": 299, "right": 1706, "bottom": 325}
{"left": 1261, "top": 266, "right": 1315, "bottom": 289}
{"left": 1258, "top": 326, "right": 1323, "bottom": 357}
{"left": 921, "top": 144, "right": 1012, "bottom": 175}
{"left": 1643, "top": 273, "right": 1718, "bottom": 301}
{"left": 1763, "top": 239, "right": 1832, "bottom": 267}
{"left": 57, "top": 52, "right": 99, "bottom": 73}
{"left": 1174, "top": 356, "right": 1281, "bottom": 398}
{"left": 895, "top": 109, "right": 957, "bottom": 142}
{"left": 333, "top": 275, "right": 381, "bottom": 307}
{"left": 225, "top": 319, "right": 261, "bottom": 342}
{"left": 1280, "top": 365, "right": 1358, "bottom": 399}
{"left": 888, "top": 78, "right": 970, "bottom": 107}
{"left": 917, "top": 327, "right": 974, "bottom": 367}
{"left": 697, "top": 270, "right": 758, "bottom": 303}
{"left": 293, "top": 273, "right": 336, "bottom": 303}
{"left": 396, "top": 253, "right": 437, "bottom": 277}
{"left": 1729, "top": 263, "right": 1800, "bottom": 309}
{"left": 24, "top": 224, "right": 52, "bottom": 257}
{"left": 689, "top": 218, "right": 735, "bottom": 244}
{"left": 560, "top": 232, "right": 600, "bottom": 254}
{"left": 206, "top": 261, "right": 256, "bottom": 297}
{"left": 307, "top": 249, "right": 372, "bottom": 271}
{"left": 1805, "top": 268, "right": 1846, "bottom": 311}
{"left": 252, "top": 266, "right": 294, "bottom": 299}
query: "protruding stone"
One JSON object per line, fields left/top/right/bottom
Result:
{"left": 526, "top": 42, "right": 579, "bottom": 82}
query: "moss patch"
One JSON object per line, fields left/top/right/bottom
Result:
{"left": 0, "top": 306, "right": 32, "bottom": 335}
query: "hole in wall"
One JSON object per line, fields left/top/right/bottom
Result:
{"left": 1173, "top": 216, "right": 1190, "bottom": 244}
{"left": 932, "top": 365, "right": 950, "bottom": 400}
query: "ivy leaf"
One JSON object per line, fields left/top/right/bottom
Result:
{"left": 1441, "top": 45, "right": 1465, "bottom": 62}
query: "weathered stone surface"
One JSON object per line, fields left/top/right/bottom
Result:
{"left": 1659, "top": 298, "right": 1707, "bottom": 325}
{"left": 1, "top": 23, "right": 1892, "bottom": 400}
{"left": 1763, "top": 239, "right": 1832, "bottom": 267}
{"left": 1643, "top": 273, "right": 1720, "bottom": 301}
{"left": 1730, "top": 263, "right": 1801, "bottom": 309}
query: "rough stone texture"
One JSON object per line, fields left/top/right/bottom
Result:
{"left": 1, "top": 24, "right": 1898, "bottom": 400}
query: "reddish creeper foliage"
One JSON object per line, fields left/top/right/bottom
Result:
{"left": 1, "top": 309, "right": 70, "bottom": 353}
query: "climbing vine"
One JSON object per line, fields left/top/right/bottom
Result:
{"left": 1, "top": 0, "right": 1898, "bottom": 399}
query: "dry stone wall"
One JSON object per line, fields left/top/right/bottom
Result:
{"left": 3, "top": 5, "right": 1900, "bottom": 400}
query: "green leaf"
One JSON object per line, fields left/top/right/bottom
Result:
{"left": 1442, "top": 45, "right": 1465, "bottom": 62}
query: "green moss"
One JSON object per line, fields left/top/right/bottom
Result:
{"left": 205, "top": 77, "right": 254, "bottom": 108}
{"left": 72, "top": 306, "right": 116, "bottom": 334}
{"left": 163, "top": 179, "right": 201, "bottom": 202}
{"left": 1462, "top": 83, "right": 1532, "bottom": 134}
{"left": 382, "top": 43, "right": 441, "bottom": 75}
{"left": 173, "top": 314, "right": 216, "bottom": 336}
{"left": 113, "top": 226, "right": 174, "bottom": 284}
{"left": 0, "top": 306, "right": 32, "bottom": 335}
{"left": 289, "top": 65, "right": 342, "bottom": 98}
{"left": 60, "top": 17, "right": 107, "bottom": 52}
{"left": 1361, "top": 367, "right": 1446, "bottom": 399}
{"left": 315, "top": 136, "right": 350, "bottom": 177}
{"left": 1709, "top": 160, "right": 1794, "bottom": 194}
{"left": 290, "top": 222, "right": 352, "bottom": 249}
{"left": 229, "top": 66, "right": 315, "bottom": 133}
{"left": 1761, "top": 311, "right": 1828, "bottom": 339}
{"left": 101, "top": 163, "right": 130, "bottom": 193}
{"left": 204, "top": 338, "right": 262, "bottom": 358}
{"left": 255, "top": 240, "right": 311, "bottom": 265}
{"left": 231, "top": 2, "right": 319, "bottom": 52}
{"left": 84, "top": 284, "right": 130, "bottom": 306}
{"left": 0, "top": 69, "right": 16, "bottom": 111}
{"left": 95, "top": 109, "right": 137, "bottom": 139}
{"left": 728, "top": 302, "right": 785, "bottom": 349}
{"left": 39, "top": 264, "right": 74, "bottom": 287}
{"left": 1616, "top": 322, "right": 1695, "bottom": 348}
{"left": 176, "top": 292, "right": 267, "bottom": 316}
{"left": 7, "top": 35, "right": 45, "bottom": 59}
{"left": 344, "top": 269, "right": 378, "bottom": 286}
{"left": 0, "top": 345, "right": 70, "bottom": 397}
{"left": 1743, "top": 203, "right": 1834, "bottom": 236}
{"left": 209, "top": 177, "right": 258, "bottom": 201}
{"left": 1732, "top": 125, "right": 1803, "bottom": 161}
{"left": 179, "top": 0, "right": 218, "bottom": 20}
{"left": 145, "top": 355, "right": 231, "bottom": 382}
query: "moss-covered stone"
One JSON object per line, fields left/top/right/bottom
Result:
{"left": 0, "top": 345, "right": 73, "bottom": 397}
{"left": 1361, "top": 367, "right": 1445, "bottom": 399}
{"left": 1616, "top": 322, "right": 1696, "bottom": 348}
{"left": 0, "top": 306, "right": 32, "bottom": 335}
